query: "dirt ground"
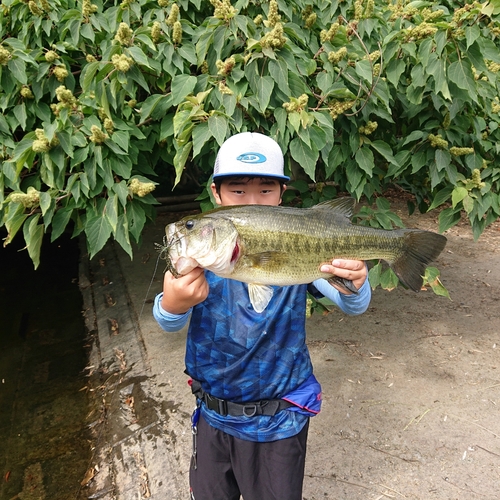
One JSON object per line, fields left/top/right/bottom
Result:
{"left": 111, "top": 197, "right": 499, "bottom": 500}
{"left": 301, "top": 198, "right": 500, "bottom": 500}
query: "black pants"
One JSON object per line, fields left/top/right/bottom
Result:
{"left": 189, "top": 414, "right": 309, "bottom": 500}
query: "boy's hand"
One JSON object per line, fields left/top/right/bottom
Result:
{"left": 161, "top": 267, "right": 209, "bottom": 314}
{"left": 320, "top": 259, "right": 367, "bottom": 294}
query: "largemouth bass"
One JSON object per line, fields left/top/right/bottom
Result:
{"left": 163, "top": 198, "right": 447, "bottom": 313}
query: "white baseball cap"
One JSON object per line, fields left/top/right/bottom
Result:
{"left": 213, "top": 132, "right": 290, "bottom": 181}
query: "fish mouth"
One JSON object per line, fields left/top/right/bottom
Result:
{"left": 164, "top": 223, "right": 206, "bottom": 275}
{"left": 166, "top": 223, "right": 184, "bottom": 264}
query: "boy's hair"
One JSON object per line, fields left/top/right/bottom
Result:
{"left": 213, "top": 176, "right": 286, "bottom": 198}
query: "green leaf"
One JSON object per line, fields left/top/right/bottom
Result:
{"left": 81, "top": 22, "right": 95, "bottom": 42}
{"left": 23, "top": 214, "right": 44, "bottom": 269}
{"left": 438, "top": 207, "right": 461, "bottom": 233}
{"left": 39, "top": 191, "right": 53, "bottom": 216}
{"left": 448, "top": 61, "right": 477, "bottom": 103}
{"left": 369, "top": 140, "right": 398, "bottom": 166}
{"left": 287, "top": 112, "right": 301, "bottom": 134}
{"left": 451, "top": 186, "right": 468, "bottom": 208}
{"left": 478, "top": 37, "right": 500, "bottom": 63}
{"left": 435, "top": 149, "right": 451, "bottom": 172}
{"left": 402, "top": 130, "right": 425, "bottom": 146}
{"left": 114, "top": 214, "right": 133, "bottom": 259}
{"left": 11, "top": 133, "right": 36, "bottom": 169}
{"left": 105, "top": 194, "right": 119, "bottom": 232}
{"left": 355, "top": 147, "right": 374, "bottom": 176}
{"left": 288, "top": 71, "right": 309, "bottom": 96}
{"left": 465, "top": 25, "right": 480, "bottom": 49}
{"left": 385, "top": 58, "right": 405, "bottom": 88}
{"left": 426, "top": 54, "right": 451, "bottom": 100}
{"left": 316, "top": 71, "right": 333, "bottom": 94}
{"left": 81, "top": 62, "right": 99, "bottom": 92}
{"left": 462, "top": 193, "right": 474, "bottom": 214}
{"left": 127, "top": 46, "right": 151, "bottom": 68}
{"left": 428, "top": 186, "right": 453, "bottom": 211}
{"left": 173, "top": 141, "right": 193, "bottom": 186}
{"left": 104, "top": 138, "right": 127, "bottom": 155}
{"left": 354, "top": 60, "right": 373, "bottom": 84}
{"left": 0, "top": 114, "right": 10, "bottom": 134}
{"left": 425, "top": 268, "right": 450, "bottom": 298}
{"left": 85, "top": 211, "right": 112, "bottom": 259}
{"left": 171, "top": 75, "right": 197, "bottom": 106}
{"left": 268, "top": 59, "right": 291, "bottom": 97}
{"left": 112, "top": 181, "right": 129, "bottom": 207}
{"left": 140, "top": 94, "right": 170, "bottom": 122}
{"left": 380, "top": 267, "right": 400, "bottom": 291}
{"left": 222, "top": 93, "right": 237, "bottom": 117}
{"left": 467, "top": 42, "right": 489, "bottom": 74}
{"left": 208, "top": 114, "right": 228, "bottom": 146}
{"left": 4, "top": 203, "right": 27, "bottom": 245}
{"left": 127, "top": 199, "right": 147, "bottom": 242}
{"left": 13, "top": 103, "right": 27, "bottom": 130}
{"left": 111, "top": 130, "right": 130, "bottom": 153}
{"left": 368, "top": 262, "right": 382, "bottom": 289}
{"left": 406, "top": 84, "right": 424, "bottom": 105}
{"left": 411, "top": 151, "right": 427, "bottom": 174}
{"left": 51, "top": 208, "right": 73, "bottom": 242}
{"left": 7, "top": 58, "right": 27, "bottom": 85}
{"left": 288, "top": 179, "right": 310, "bottom": 194}
{"left": 289, "top": 138, "right": 318, "bottom": 181}
{"left": 57, "top": 130, "right": 74, "bottom": 158}
{"left": 255, "top": 76, "right": 274, "bottom": 113}
{"left": 127, "top": 65, "right": 150, "bottom": 92}
{"left": 178, "top": 44, "right": 198, "bottom": 66}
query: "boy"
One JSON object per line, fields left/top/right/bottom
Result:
{"left": 153, "top": 132, "right": 371, "bottom": 500}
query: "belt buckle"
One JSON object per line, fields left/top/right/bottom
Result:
{"left": 217, "top": 398, "right": 228, "bottom": 416}
{"left": 205, "top": 394, "right": 228, "bottom": 416}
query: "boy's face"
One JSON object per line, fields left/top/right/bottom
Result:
{"left": 211, "top": 177, "right": 285, "bottom": 207}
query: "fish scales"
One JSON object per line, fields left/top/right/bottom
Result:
{"left": 183, "top": 206, "right": 411, "bottom": 282}
{"left": 164, "top": 199, "right": 447, "bottom": 312}
{"left": 228, "top": 207, "right": 404, "bottom": 258}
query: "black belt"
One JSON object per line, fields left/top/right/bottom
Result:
{"left": 190, "top": 379, "right": 293, "bottom": 417}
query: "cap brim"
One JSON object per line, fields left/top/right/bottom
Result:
{"left": 212, "top": 172, "right": 290, "bottom": 182}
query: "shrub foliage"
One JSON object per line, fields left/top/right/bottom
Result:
{"left": 1, "top": 0, "right": 499, "bottom": 269}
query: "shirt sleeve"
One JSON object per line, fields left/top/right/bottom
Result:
{"left": 311, "top": 276, "right": 371, "bottom": 316}
{"left": 152, "top": 293, "right": 191, "bottom": 332}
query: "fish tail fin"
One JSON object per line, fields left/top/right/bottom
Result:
{"left": 392, "top": 230, "right": 447, "bottom": 291}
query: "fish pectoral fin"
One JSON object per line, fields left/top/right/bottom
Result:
{"left": 248, "top": 284, "right": 274, "bottom": 313}
{"left": 245, "top": 251, "right": 288, "bottom": 269}
{"left": 327, "top": 276, "right": 359, "bottom": 295}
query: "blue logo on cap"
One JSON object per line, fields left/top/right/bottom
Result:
{"left": 236, "top": 152, "right": 267, "bottom": 164}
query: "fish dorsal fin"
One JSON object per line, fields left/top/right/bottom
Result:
{"left": 312, "top": 198, "right": 355, "bottom": 219}
{"left": 248, "top": 283, "right": 274, "bottom": 313}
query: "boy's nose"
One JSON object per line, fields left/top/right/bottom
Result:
{"left": 245, "top": 194, "right": 259, "bottom": 205}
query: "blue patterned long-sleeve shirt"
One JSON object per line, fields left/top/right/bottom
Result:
{"left": 153, "top": 272, "right": 371, "bottom": 442}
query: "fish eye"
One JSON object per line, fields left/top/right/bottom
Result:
{"left": 185, "top": 220, "right": 195, "bottom": 230}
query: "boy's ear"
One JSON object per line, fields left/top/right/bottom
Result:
{"left": 210, "top": 182, "right": 222, "bottom": 205}
{"left": 280, "top": 184, "right": 287, "bottom": 204}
